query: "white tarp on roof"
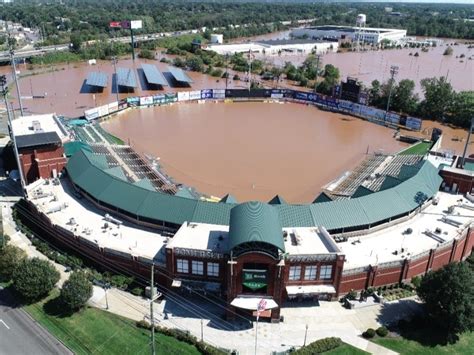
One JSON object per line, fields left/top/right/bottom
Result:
{"left": 286, "top": 285, "right": 336, "bottom": 296}
{"left": 230, "top": 297, "right": 278, "bottom": 310}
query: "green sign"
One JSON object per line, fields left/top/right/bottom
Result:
{"left": 242, "top": 269, "right": 267, "bottom": 290}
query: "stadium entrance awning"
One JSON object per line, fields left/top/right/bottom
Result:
{"left": 230, "top": 297, "right": 278, "bottom": 310}
{"left": 286, "top": 285, "right": 336, "bottom": 296}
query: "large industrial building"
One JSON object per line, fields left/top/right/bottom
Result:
{"left": 291, "top": 25, "right": 407, "bottom": 45}
{"left": 204, "top": 38, "right": 338, "bottom": 56}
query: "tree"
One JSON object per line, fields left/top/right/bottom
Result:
{"left": 138, "top": 49, "right": 155, "bottom": 60}
{"left": 0, "top": 244, "right": 26, "bottom": 281}
{"left": 391, "top": 79, "right": 419, "bottom": 115}
{"left": 185, "top": 56, "right": 204, "bottom": 72}
{"left": 60, "top": 271, "right": 93, "bottom": 312}
{"left": 12, "top": 258, "right": 60, "bottom": 302}
{"left": 419, "top": 77, "right": 454, "bottom": 121}
{"left": 369, "top": 79, "right": 382, "bottom": 106}
{"left": 449, "top": 91, "right": 474, "bottom": 128}
{"left": 443, "top": 46, "right": 454, "bottom": 55}
{"left": 316, "top": 64, "right": 340, "bottom": 95}
{"left": 417, "top": 262, "right": 474, "bottom": 342}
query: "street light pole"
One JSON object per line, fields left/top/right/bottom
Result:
{"left": 385, "top": 65, "right": 399, "bottom": 121}
{"left": 6, "top": 22, "right": 24, "bottom": 116}
{"left": 150, "top": 263, "right": 156, "bottom": 355}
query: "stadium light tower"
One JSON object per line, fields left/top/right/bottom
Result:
{"left": 385, "top": 65, "right": 399, "bottom": 121}
{"left": 6, "top": 21, "right": 24, "bottom": 116}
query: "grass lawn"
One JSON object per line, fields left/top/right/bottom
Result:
{"left": 324, "top": 343, "right": 369, "bottom": 354}
{"left": 373, "top": 332, "right": 474, "bottom": 355}
{"left": 24, "top": 289, "right": 200, "bottom": 355}
{"left": 398, "top": 141, "right": 432, "bottom": 155}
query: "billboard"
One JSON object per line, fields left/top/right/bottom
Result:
{"left": 140, "top": 96, "right": 153, "bottom": 106}
{"left": 131, "top": 20, "right": 143, "bottom": 30}
{"left": 109, "top": 21, "right": 121, "bottom": 28}
{"left": 126, "top": 96, "right": 140, "bottom": 104}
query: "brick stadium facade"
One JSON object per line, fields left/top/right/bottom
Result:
{"left": 19, "top": 145, "right": 67, "bottom": 184}
{"left": 339, "top": 228, "right": 474, "bottom": 293}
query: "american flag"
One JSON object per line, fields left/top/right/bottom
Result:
{"left": 256, "top": 299, "right": 267, "bottom": 321}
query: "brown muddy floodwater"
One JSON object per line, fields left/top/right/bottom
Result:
{"left": 102, "top": 101, "right": 407, "bottom": 203}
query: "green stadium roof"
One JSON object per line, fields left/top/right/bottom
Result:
{"left": 220, "top": 194, "right": 238, "bottom": 204}
{"left": 66, "top": 148, "right": 442, "bottom": 230}
{"left": 228, "top": 201, "right": 284, "bottom": 252}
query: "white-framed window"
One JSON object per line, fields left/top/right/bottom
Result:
{"left": 192, "top": 260, "right": 204, "bottom": 275}
{"left": 207, "top": 262, "right": 219, "bottom": 277}
{"left": 304, "top": 265, "right": 317, "bottom": 280}
{"left": 320, "top": 265, "right": 333, "bottom": 280}
{"left": 289, "top": 266, "right": 301, "bottom": 281}
{"left": 176, "top": 259, "right": 189, "bottom": 273}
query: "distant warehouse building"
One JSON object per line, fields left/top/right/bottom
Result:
{"left": 204, "top": 39, "right": 338, "bottom": 56}
{"left": 291, "top": 26, "right": 407, "bottom": 45}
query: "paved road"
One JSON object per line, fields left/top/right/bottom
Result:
{"left": 0, "top": 287, "right": 72, "bottom": 355}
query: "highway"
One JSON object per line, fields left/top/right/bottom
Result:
{"left": 0, "top": 286, "right": 72, "bottom": 355}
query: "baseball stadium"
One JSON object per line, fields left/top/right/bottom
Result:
{"left": 9, "top": 82, "right": 474, "bottom": 323}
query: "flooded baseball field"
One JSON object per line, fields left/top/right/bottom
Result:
{"left": 102, "top": 101, "right": 408, "bottom": 203}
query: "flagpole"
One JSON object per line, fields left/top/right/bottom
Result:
{"left": 254, "top": 316, "right": 259, "bottom": 355}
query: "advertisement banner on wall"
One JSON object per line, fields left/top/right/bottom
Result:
{"left": 212, "top": 89, "right": 226, "bottom": 99}
{"left": 153, "top": 94, "right": 166, "bottom": 105}
{"left": 165, "top": 93, "right": 177, "bottom": 103}
{"left": 294, "top": 91, "right": 310, "bottom": 101}
{"left": 108, "top": 101, "right": 119, "bottom": 113}
{"left": 189, "top": 90, "right": 201, "bottom": 100}
{"left": 84, "top": 108, "right": 99, "bottom": 121}
{"left": 177, "top": 91, "right": 190, "bottom": 101}
{"left": 140, "top": 96, "right": 153, "bottom": 106}
{"left": 97, "top": 104, "right": 109, "bottom": 117}
{"left": 201, "top": 89, "right": 213, "bottom": 99}
{"left": 118, "top": 101, "right": 128, "bottom": 110}
{"left": 126, "top": 97, "right": 140, "bottom": 105}
{"left": 338, "top": 100, "right": 354, "bottom": 112}
{"left": 386, "top": 112, "right": 401, "bottom": 125}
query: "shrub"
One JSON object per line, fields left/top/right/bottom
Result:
{"left": 376, "top": 326, "right": 388, "bottom": 337}
{"left": 136, "top": 320, "right": 151, "bottom": 329}
{"left": 131, "top": 287, "right": 144, "bottom": 297}
{"left": 411, "top": 275, "right": 422, "bottom": 289}
{"left": 138, "top": 49, "right": 155, "bottom": 60}
{"left": 362, "top": 328, "right": 376, "bottom": 339}
{"left": 233, "top": 74, "right": 240, "bottom": 81}
{"left": 293, "top": 337, "right": 342, "bottom": 354}
{"left": 443, "top": 47, "right": 453, "bottom": 55}
{"left": 347, "top": 289, "right": 357, "bottom": 300}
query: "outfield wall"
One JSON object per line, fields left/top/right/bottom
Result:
{"left": 83, "top": 88, "right": 423, "bottom": 131}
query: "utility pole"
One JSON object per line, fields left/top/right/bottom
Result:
{"left": 303, "top": 324, "right": 309, "bottom": 347}
{"left": 130, "top": 28, "right": 135, "bottom": 61}
{"left": 225, "top": 54, "right": 229, "bottom": 90}
{"left": 314, "top": 54, "right": 321, "bottom": 93}
{"left": 385, "top": 65, "right": 399, "bottom": 122}
{"left": 0, "top": 75, "right": 26, "bottom": 193}
{"left": 112, "top": 56, "right": 119, "bottom": 103}
{"left": 6, "top": 22, "right": 24, "bottom": 116}
{"left": 200, "top": 319, "right": 204, "bottom": 342}
{"left": 150, "top": 263, "right": 156, "bottom": 355}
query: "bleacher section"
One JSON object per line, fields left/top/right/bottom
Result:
{"left": 325, "top": 154, "right": 425, "bottom": 199}
{"left": 88, "top": 144, "right": 178, "bottom": 195}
